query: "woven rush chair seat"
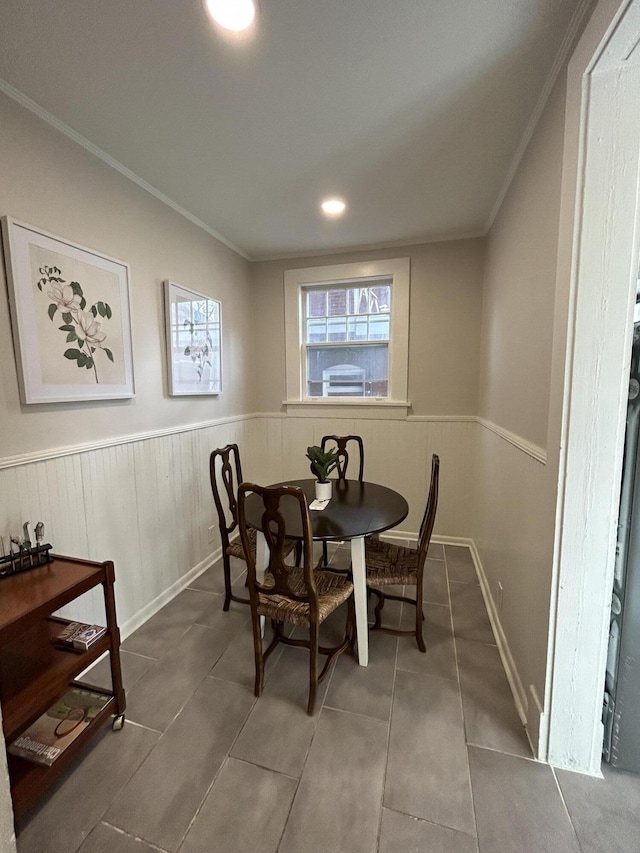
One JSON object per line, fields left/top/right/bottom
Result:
{"left": 365, "top": 537, "right": 421, "bottom": 586}
{"left": 226, "top": 527, "right": 256, "bottom": 560}
{"left": 239, "top": 481, "right": 354, "bottom": 715}
{"left": 258, "top": 567, "right": 352, "bottom": 627}
{"left": 366, "top": 454, "right": 440, "bottom": 652}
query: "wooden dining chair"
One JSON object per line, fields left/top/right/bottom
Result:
{"left": 319, "top": 434, "right": 365, "bottom": 568}
{"left": 320, "top": 434, "right": 365, "bottom": 482}
{"left": 238, "top": 482, "right": 354, "bottom": 715}
{"left": 365, "top": 454, "right": 440, "bottom": 652}
{"left": 209, "top": 444, "right": 299, "bottom": 611}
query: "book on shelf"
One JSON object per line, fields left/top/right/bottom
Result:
{"left": 52, "top": 621, "right": 107, "bottom": 651}
{"left": 8, "top": 687, "right": 111, "bottom": 766}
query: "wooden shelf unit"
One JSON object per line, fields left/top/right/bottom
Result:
{"left": 0, "top": 554, "right": 126, "bottom": 822}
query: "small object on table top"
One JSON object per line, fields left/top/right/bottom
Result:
{"left": 35, "top": 522, "right": 45, "bottom": 545}
{"left": 309, "top": 499, "right": 330, "bottom": 511}
{"left": 22, "top": 522, "right": 32, "bottom": 550}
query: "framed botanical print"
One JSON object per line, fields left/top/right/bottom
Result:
{"left": 1, "top": 217, "right": 135, "bottom": 404}
{"left": 163, "top": 280, "right": 222, "bottom": 396}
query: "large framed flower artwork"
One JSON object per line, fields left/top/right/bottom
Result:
{"left": 1, "top": 217, "right": 134, "bottom": 403}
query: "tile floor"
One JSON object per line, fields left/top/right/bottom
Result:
{"left": 14, "top": 543, "right": 640, "bottom": 853}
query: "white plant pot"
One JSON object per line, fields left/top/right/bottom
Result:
{"left": 315, "top": 480, "right": 332, "bottom": 502}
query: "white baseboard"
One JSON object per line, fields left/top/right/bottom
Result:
{"left": 382, "top": 531, "right": 530, "bottom": 737}
{"left": 468, "top": 540, "right": 530, "bottom": 732}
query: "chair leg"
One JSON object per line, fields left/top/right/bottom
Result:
{"left": 251, "top": 611, "right": 265, "bottom": 698}
{"left": 322, "top": 541, "right": 329, "bottom": 567}
{"left": 415, "top": 579, "right": 426, "bottom": 652}
{"left": 415, "top": 602, "right": 426, "bottom": 652}
{"left": 307, "top": 623, "right": 319, "bottom": 716}
{"left": 222, "top": 552, "right": 233, "bottom": 611}
{"left": 371, "top": 587, "right": 385, "bottom": 629}
{"left": 346, "top": 595, "right": 356, "bottom": 654}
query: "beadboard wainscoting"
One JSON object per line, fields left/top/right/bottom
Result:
{"left": 257, "top": 414, "right": 478, "bottom": 540}
{"left": 0, "top": 416, "right": 257, "bottom": 637}
{"left": 0, "top": 412, "right": 549, "bottom": 754}
{"left": 471, "top": 420, "right": 552, "bottom": 752}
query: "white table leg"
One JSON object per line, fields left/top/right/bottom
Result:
{"left": 256, "top": 531, "right": 267, "bottom": 637}
{"left": 350, "top": 535, "right": 369, "bottom": 666}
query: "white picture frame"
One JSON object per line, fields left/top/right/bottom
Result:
{"left": 1, "top": 217, "right": 135, "bottom": 404}
{"left": 163, "top": 280, "right": 222, "bottom": 396}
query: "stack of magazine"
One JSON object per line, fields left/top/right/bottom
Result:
{"left": 52, "top": 621, "right": 107, "bottom": 652}
{"left": 8, "top": 688, "right": 110, "bottom": 766}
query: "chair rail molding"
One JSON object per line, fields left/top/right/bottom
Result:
{"left": 0, "top": 412, "right": 259, "bottom": 470}
{"left": 476, "top": 417, "right": 547, "bottom": 464}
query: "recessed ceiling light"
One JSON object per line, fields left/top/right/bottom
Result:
{"left": 321, "top": 199, "right": 346, "bottom": 216}
{"left": 205, "top": 0, "right": 256, "bottom": 32}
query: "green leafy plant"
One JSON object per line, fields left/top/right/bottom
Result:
{"left": 306, "top": 445, "right": 338, "bottom": 483}
{"left": 37, "top": 265, "right": 114, "bottom": 384}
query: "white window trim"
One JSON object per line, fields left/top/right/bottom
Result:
{"left": 284, "top": 258, "right": 410, "bottom": 408}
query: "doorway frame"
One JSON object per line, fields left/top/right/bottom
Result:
{"left": 544, "top": 0, "right": 640, "bottom": 772}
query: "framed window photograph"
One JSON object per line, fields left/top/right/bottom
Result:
{"left": 163, "top": 280, "right": 222, "bottom": 396}
{"left": 1, "top": 217, "right": 135, "bottom": 404}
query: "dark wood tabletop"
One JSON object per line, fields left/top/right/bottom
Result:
{"left": 243, "top": 478, "right": 409, "bottom": 542}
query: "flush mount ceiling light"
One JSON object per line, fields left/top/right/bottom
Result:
{"left": 205, "top": 0, "right": 256, "bottom": 31}
{"left": 321, "top": 199, "right": 346, "bottom": 217}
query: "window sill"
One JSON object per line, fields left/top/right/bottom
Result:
{"left": 283, "top": 399, "right": 411, "bottom": 419}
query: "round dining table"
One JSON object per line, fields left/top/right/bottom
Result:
{"left": 243, "top": 478, "right": 409, "bottom": 666}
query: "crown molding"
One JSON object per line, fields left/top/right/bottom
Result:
{"left": 0, "top": 78, "right": 250, "bottom": 260}
{"left": 484, "top": 0, "right": 595, "bottom": 233}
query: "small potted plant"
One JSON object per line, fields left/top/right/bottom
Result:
{"left": 306, "top": 445, "right": 338, "bottom": 501}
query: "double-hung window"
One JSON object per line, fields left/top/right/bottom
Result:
{"left": 284, "top": 258, "right": 410, "bottom": 406}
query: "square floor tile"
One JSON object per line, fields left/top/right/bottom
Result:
{"left": 278, "top": 707, "right": 388, "bottom": 853}
{"left": 121, "top": 588, "right": 216, "bottom": 659}
{"left": 124, "top": 623, "right": 236, "bottom": 731}
{"left": 324, "top": 632, "right": 398, "bottom": 721}
{"left": 17, "top": 724, "right": 159, "bottom": 853}
{"left": 456, "top": 637, "right": 530, "bottom": 757}
{"left": 556, "top": 763, "right": 640, "bottom": 853}
{"left": 469, "top": 746, "right": 581, "bottom": 853}
{"left": 180, "top": 758, "right": 296, "bottom": 853}
{"left": 105, "top": 678, "right": 254, "bottom": 852}
{"left": 231, "top": 646, "right": 328, "bottom": 777}
{"left": 385, "top": 670, "right": 475, "bottom": 835}
{"left": 449, "top": 583, "right": 495, "bottom": 644}
{"left": 210, "top": 619, "right": 283, "bottom": 691}
{"left": 396, "top": 602, "right": 456, "bottom": 681}
{"left": 444, "top": 546, "right": 478, "bottom": 584}
{"left": 85, "top": 649, "right": 154, "bottom": 693}
{"left": 422, "top": 558, "right": 450, "bottom": 605}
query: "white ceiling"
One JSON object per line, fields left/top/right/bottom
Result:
{"left": 0, "top": 0, "right": 587, "bottom": 260}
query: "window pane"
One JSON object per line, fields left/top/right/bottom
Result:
{"left": 306, "top": 345, "right": 388, "bottom": 397}
{"left": 347, "top": 316, "right": 368, "bottom": 341}
{"left": 327, "top": 316, "right": 347, "bottom": 341}
{"left": 307, "top": 290, "right": 326, "bottom": 317}
{"left": 307, "top": 317, "right": 327, "bottom": 342}
{"left": 368, "top": 314, "right": 389, "bottom": 340}
{"left": 328, "top": 289, "right": 347, "bottom": 316}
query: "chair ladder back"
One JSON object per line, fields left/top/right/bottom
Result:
{"left": 238, "top": 484, "right": 317, "bottom": 605}
{"left": 320, "top": 434, "right": 365, "bottom": 482}
{"left": 418, "top": 454, "right": 440, "bottom": 558}
{"left": 209, "top": 444, "right": 244, "bottom": 542}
